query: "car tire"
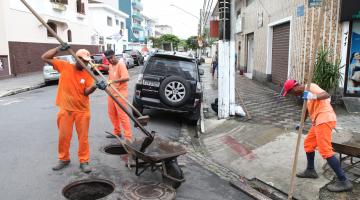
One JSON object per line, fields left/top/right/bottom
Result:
{"left": 159, "top": 76, "right": 191, "bottom": 107}
{"left": 132, "top": 99, "right": 143, "bottom": 117}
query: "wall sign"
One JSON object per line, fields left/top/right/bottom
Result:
{"left": 345, "top": 21, "right": 360, "bottom": 96}
{"left": 308, "top": 0, "right": 321, "bottom": 8}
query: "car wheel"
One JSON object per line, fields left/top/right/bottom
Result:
{"left": 132, "top": 99, "right": 143, "bottom": 117}
{"left": 159, "top": 76, "right": 191, "bottom": 107}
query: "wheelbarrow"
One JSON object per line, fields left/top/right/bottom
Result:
{"left": 108, "top": 132, "right": 187, "bottom": 188}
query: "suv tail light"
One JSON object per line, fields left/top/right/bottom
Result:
{"left": 196, "top": 82, "right": 202, "bottom": 93}
{"left": 137, "top": 74, "right": 143, "bottom": 84}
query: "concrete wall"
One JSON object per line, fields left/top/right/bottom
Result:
{"left": 235, "top": 0, "right": 343, "bottom": 86}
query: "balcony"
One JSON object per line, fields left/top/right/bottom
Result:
{"left": 132, "top": 24, "right": 143, "bottom": 31}
{"left": 132, "top": 0, "right": 143, "bottom": 11}
{"left": 132, "top": 12, "right": 143, "bottom": 21}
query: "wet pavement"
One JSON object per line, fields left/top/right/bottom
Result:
{"left": 0, "top": 66, "right": 253, "bottom": 200}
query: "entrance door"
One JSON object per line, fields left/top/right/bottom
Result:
{"left": 246, "top": 33, "right": 254, "bottom": 79}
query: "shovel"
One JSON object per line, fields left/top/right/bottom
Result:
{"left": 90, "top": 63, "right": 150, "bottom": 127}
{"left": 19, "top": 0, "right": 154, "bottom": 152}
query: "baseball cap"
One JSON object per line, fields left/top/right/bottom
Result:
{"left": 76, "top": 49, "right": 91, "bottom": 61}
{"left": 282, "top": 79, "right": 298, "bottom": 96}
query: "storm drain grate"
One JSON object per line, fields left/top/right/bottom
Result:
{"left": 120, "top": 182, "right": 176, "bottom": 200}
{"left": 101, "top": 144, "right": 127, "bottom": 155}
{"left": 62, "top": 178, "right": 115, "bottom": 200}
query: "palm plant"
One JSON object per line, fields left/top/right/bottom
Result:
{"left": 312, "top": 48, "right": 344, "bottom": 94}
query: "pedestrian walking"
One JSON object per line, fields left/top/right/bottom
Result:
{"left": 212, "top": 51, "right": 218, "bottom": 79}
{"left": 41, "top": 45, "right": 107, "bottom": 173}
{"left": 282, "top": 79, "right": 353, "bottom": 192}
{"left": 103, "top": 50, "right": 132, "bottom": 141}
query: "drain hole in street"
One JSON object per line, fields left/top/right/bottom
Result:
{"left": 62, "top": 179, "right": 115, "bottom": 200}
{"left": 102, "top": 144, "right": 127, "bottom": 155}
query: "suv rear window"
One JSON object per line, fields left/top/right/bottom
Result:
{"left": 144, "top": 57, "right": 198, "bottom": 81}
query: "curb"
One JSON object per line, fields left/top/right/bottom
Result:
{"left": 0, "top": 83, "right": 45, "bottom": 98}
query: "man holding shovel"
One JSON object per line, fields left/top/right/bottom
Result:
{"left": 282, "top": 79, "right": 353, "bottom": 192}
{"left": 41, "top": 45, "right": 106, "bottom": 173}
{"left": 103, "top": 50, "right": 132, "bottom": 141}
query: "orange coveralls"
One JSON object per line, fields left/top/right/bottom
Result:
{"left": 304, "top": 84, "right": 337, "bottom": 159}
{"left": 108, "top": 59, "right": 132, "bottom": 139}
{"left": 53, "top": 59, "right": 94, "bottom": 163}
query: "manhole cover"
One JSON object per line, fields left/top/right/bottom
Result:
{"left": 120, "top": 182, "right": 176, "bottom": 200}
{"left": 62, "top": 178, "right": 115, "bottom": 200}
{"left": 101, "top": 144, "right": 127, "bottom": 155}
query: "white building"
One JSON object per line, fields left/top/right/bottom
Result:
{"left": 88, "top": 3, "right": 128, "bottom": 54}
{"left": 0, "top": 0, "right": 98, "bottom": 77}
{"left": 155, "top": 25, "right": 173, "bottom": 37}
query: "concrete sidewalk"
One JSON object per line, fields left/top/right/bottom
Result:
{"left": 200, "top": 59, "right": 360, "bottom": 200}
{"left": 0, "top": 72, "right": 45, "bottom": 98}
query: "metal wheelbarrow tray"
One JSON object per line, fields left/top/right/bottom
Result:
{"left": 122, "top": 136, "right": 187, "bottom": 189}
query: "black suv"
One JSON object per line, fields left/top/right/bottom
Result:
{"left": 133, "top": 53, "right": 204, "bottom": 124}
{"left": 123, "top": 49, "right": 144, "bottom": 66}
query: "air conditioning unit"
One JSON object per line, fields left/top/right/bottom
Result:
{"left": 236, "top": 17, "right": 244, "bottom": 33}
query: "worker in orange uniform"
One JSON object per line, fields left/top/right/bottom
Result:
{"left": 41, "top": 44, "right": 107, "bottom": 173}
{"left": 103, "top": 50, "right": 132, "bottom": 141}
{"left": 282, "top": 80, "right": 353, "bottom": 192}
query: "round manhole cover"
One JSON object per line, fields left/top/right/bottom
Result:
{"left": 62, "top": 178, "right": 115, "bottom": 200}
{"left": 120, "top": 182, "right": 176, "bottom": 200}
{"left": 101, "top": 144, "right": 127, "bottom": 155}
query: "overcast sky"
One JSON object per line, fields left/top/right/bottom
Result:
{"left": 142, "top": 0, "right": 204, "bottom": 39}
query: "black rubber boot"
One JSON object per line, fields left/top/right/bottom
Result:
{"left": 296, "top": 169, "right": 319, "bottom": 179}
{"left": 52, "top": 160, "right": 70, "bottom": 171}
{"left": 326, "top": 180, "right": 353, "bottom": 192}
{"left": 80, "top": 162, "right": 92, "bottom": 173}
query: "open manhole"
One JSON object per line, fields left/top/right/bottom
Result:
{"left": 101, "top": 144, "right": 127, "bottom": 155}
{"left": 62, "top": 178, "right": 115, "bottom": 200}
{"left": 120, "top": 182, "right": 176, "bottom": 200}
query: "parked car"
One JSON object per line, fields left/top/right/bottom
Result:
{"left": 123, "top": 49, "right": 144, "bottom": 66}
{"left": 43, "top": 55, "right": 75, "bottom": 84}
{"left": 116, "top": 53, "right": 135, "bottom": 69}
{"left": 133, "top": 53, "right": 204, "bottom": 124}
{"left": 90, "top": 53, "right": 109, "bottom": 74}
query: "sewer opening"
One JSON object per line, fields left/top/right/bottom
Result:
{"left": 62, "top": 179, "right": 115, "bottom": 200}
{"left": 102, "top": 144, "right": 127, "bottom": 155}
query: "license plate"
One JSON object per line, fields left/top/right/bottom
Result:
{"left": 142, "top": 80, "right": 160, "bottom": 87}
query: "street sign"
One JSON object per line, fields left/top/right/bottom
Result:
{"left": 308, "top": 0, "right": 321, "bottom": 8}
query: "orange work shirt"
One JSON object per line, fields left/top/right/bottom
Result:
{"left": 108, "top": 59, "right": 129, "bottom": 95}
{"left": 306, "top": 83, "right": 336, "bottom": 125}
{"left": 53, "top": 59, "right": 94, "bottom": 112}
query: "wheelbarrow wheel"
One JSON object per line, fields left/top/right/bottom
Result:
{"left": 163, "top": 159, "right": 183, "bottom": 189}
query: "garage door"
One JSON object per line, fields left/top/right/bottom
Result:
{"left": 271, "top": 22, "right": 290, "bottom": 85}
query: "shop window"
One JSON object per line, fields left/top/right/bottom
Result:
{"left": 67, "top": 29, "right": 72, "bottom": 42}
{"left": 47, "top": 22, "right": 57, "bottom": 37}
{"left": 76, "top": 0, "right": 85, "bottom": 14}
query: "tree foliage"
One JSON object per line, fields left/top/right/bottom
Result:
{"left": 149, "top": 34, "right": 181, "bottom": 50}
{"left": 186, "top": 36, "right": 199, "bottom": 50}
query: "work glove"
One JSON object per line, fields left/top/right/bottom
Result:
{"left": 107, "top": 80, "right": 114, "bottom": 86}
{"left": 303, "top": 91, "right": 317, "bottom": 100}
{"left": 96, "top": 80, "right": 107, "bottom": 90}
{"left": 57, "top": 43, "right": 70, "bottom": 51}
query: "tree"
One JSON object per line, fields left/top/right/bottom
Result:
{"left": 149, "top": 37, "right": 162, "bottom": 49}
{"left": 186, "top": 36, "right": 198, "bottom": 50}
{"left": 159, "top": 34, "right": 181, "bottom": 50}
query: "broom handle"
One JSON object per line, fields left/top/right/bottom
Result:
{"left": 287, "top": 1, "right": 327, "bottom": 199}
{"left": 20, "top": 0, "right": 153, "bottom": 139}
{"left": 91, "top": 63, "right": 143, "bottom": 117}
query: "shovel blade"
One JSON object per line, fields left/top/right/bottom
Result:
{"left": 134, "top": 115, "right": 150, "bottom": 127}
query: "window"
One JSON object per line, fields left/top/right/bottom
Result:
{"left": 50, "top": 0, "right": 68, "bottom": 4}
{"left": 107, "top": 17, "right": 112, "bottom": 26}
{"left": 120, "top": 22, "right": 124, "bottom": 29}
{"left": 116, "top": 19, "right": 119, "bottom": 25}
{"left": 106, "top": 44, "right": 112, "bottom": 50}
{"left": 76, "top": 0, "right": 85, "bottom": 14}
{"left": 67, "top": 29, "right": 72, "bottom": 42}
{"left": 47, "top": 22, "right": 57, "bottom": 37}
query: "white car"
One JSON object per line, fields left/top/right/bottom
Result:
{"left": 43, "top": 55, "right": 75, "bottom": 84}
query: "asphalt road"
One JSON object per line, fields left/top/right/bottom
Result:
{"left": 0, "top": 65, "right": 252, "bottom": 200}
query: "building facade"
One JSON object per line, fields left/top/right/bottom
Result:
{"left": 155, "top": 25, "right": 173, "bottom": 37}
{"left": 88, "top": 3, "right": 128, "bottom": 54}
{"left": 228, "top": 0, "right": 359, "bottom": 97}
{"left": 0, "top": 0, "right": 99, "bottom": 77}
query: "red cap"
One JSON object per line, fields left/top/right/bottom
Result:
{"left": 282, "top": 79, "right": 297, "bottom": 96}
